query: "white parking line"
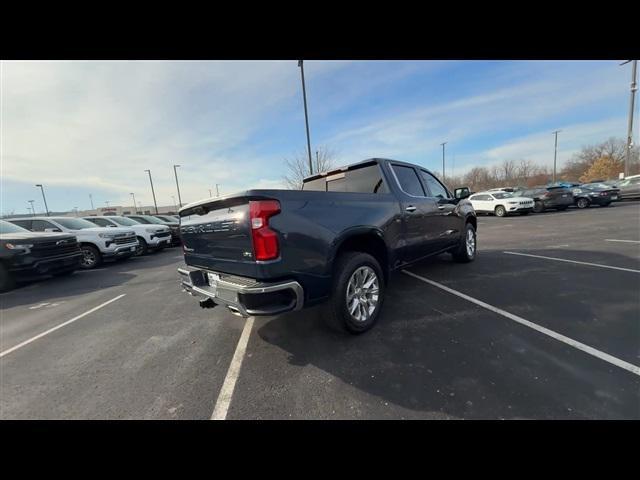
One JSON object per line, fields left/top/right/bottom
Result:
{"left": 605, "top": 239, "right": 640, "bottom": 244}
{"left": 0, "top": 294, "right": 126, "bottom": 359}
{"left": 211, "top": 316, "right": 255, "bottom": 420}
{"left": 503, "top": 251, "right": 640, "bottom": 274}
{"left": 402, "top": 270, "right": 640, "bottom": 377}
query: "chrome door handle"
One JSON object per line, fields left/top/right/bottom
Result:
{"left": 437, "top": 205, "right": 445, "bottom": 210}
{"left": 405, "top": 205, "right": 417, "bottom": 212}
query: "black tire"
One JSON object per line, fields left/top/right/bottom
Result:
{"left": 519, "top": 211, "right": 530, "bottom": 216}
{"left": 326, "top": 252, "right": 385, "bottom": 335}
{"left": 494, "top": 205, "right": 506, "bottom": 217}
{"left": 0, "top": 263, "right": 16, "bottom": 293}
{"left": 136, "top": 237, "right": 148, "bottom": 256}
{"left": 576, "top": 198, "right": 589, "bottom": 209}
{"left": 79, "top": 245, "right": 101, "bottom": 269}
{"left": 533, "top": 201, "right": 545, "bottom": 213}
{"left": 452, "top": 222, "right": 477, "bottom": 263}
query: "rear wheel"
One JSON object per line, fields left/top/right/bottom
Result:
{"left": 494, "top": 205, "right": 506, "bottom": 217}
{"left": 326, "top": 252, "right": 385, "bottom": 334}
{"left": 452, "top": 222, "right": 477, "bottom": 263}
{"left": 79, "top": 245, "right": 101, "bottom": 269}
{"left": 576, "top": 198, "right": 589, "bottom": 209}
{"left": 0, "top": 263, "right": 16, "bottom": 293}
{"left": 533, "top": 201, "right": 544, "bottom": 213}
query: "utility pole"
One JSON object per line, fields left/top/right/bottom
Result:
{"left": 173, "top": 164, "right": 182, "bottom": 207}
{"left": 35, "top": 184, "right": 50, "bottom": 216}
{"left": 216, "top": 184, "right": 220, "bottom": 197}
{"left": 105, "top": 201, "right": 110, "bottom": 208}
{"left": 209, "top": 189, "right": 212, "bottom": 197}
{"left": 552, "top": 130, "right": 561, "bottom": 184}
{"left": 440, "top": 142, "right": 447, "bottom": 182}
{"left": 298, "top": 60, "right": 313, "bottom": 176}
{"left": 130, "top": 193, "right": 137, "bottom": 213}
{"left": 89, "top": 193, "right": 94, "bottom": 210}
{"left": 144, "top": 169, "right": 159, "bottom": 214}
{"left": 621, "top": 60, "right": 638, "bottom": 178}
{"left": 28, "top": 200, "right": 35, "bottom": 217}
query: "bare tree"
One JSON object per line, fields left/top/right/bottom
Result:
{"left": 283, "top": 146, "right": 338, "bottom": 190}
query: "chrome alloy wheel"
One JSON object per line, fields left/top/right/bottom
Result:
{"left": 346, "top": 266, "right": 379, "bottom": 322}
{"left": 81, "top": 248, "right": 97, "bottom": 268}
{"left": 466, "top": 228, "right": 476, "bottom": 258}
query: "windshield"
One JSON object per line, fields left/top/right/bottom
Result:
{"left": 110, "top": 216, "right": 141, "bottom": 226}
{"left": 0, "top": 220, "right": 30, "bottom": 234}
{"left": 585, "top": 183, "right": 611, "bottom": 189}
{"left": 492, "top": 192, "right": 514, "bottom": 199}
{"left": 54, "top": 218, "right": 100, "bottom": 230}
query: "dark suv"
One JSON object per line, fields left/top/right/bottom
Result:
{"left": 519, "top": 186, "right": 574, "bottom": 213}
{"left": 0, "top": 220, "right": 82, "bottom": 292}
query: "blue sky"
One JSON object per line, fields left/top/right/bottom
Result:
{"left": 1, "top": 60, "right": 637, "bottom": 215}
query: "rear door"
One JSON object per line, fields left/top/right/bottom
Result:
{"left": 388, "top": 164, "right": 442, "bottom": 263}
{"left": 418, "top": 170, "right": 460, "bottom": 249}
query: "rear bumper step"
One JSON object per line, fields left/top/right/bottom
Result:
{"left": 178, "top": 266, "right": 304, "bottom": 317}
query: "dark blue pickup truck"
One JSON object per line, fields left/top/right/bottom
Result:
{"left": 178, "top": 158, "right": 477, "bottom": 333}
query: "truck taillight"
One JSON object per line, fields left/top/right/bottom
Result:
{"left": 249, "top": 200, "right": 280, "bottom": 261}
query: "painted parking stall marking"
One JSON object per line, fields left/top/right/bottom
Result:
{"left": 211, "top": 316, "right": 255, "bottom": 420}
{"left": 0, "top": 294, "right": 127, "bottom": 358}
{"left": 503, "top": 251, "right": 640, "bottom": 274}
{"left": 605, "top": 239, "right": 640, "bottom": 244}
{"left": 402, "top": 270, "right": 640, "bottom": 377}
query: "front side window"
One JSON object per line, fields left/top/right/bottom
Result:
{"left": 391, "top": 165, "right": 425, "bottom": 197}
{"left": 420, "top": 171, "right": 449, "bottom": 199}
{"left": 31, "top": 220, "right": 57, "bottom": 231}
{"left": 492, "top": 192, "right": 513, "bottom": 199}
{"left": 54, "top": 218, "right": 98, "bottom": 230}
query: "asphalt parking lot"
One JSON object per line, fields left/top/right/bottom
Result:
{"left": 1, "top": 202, "right": 639, "bottom": 419}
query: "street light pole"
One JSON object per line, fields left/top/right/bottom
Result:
{"left": 552, "top": 130, "right": 561, "bottom": 184}
{"left": 144, "top": 169, "right": 159, "bottom": 214}
{"left": 216, "top": 184, "right": 220, "bottom": 197}
{"left": 171, "top": 195, "right": 177, "bottom": 212}
{"left": 130, "top": 193, "right": 137, "bottom": 213}
{"left": 621, "top": 60, "right": 638, "bottom": 178}
{"left": 89, "top": 194, "right": 94, "bottom": 210}
{"left": 440, "top": 142, "right": 447, "bottom": 182}
{"left": 173, "top": 164, "right": 182, "bottom": 208}
{"left": 35, "top": 184, "right": 50, "bottom": 216}
{"left": 28, "top": 200, "right": 35, "bottom": 217}
{"left": 298, "top": 60, "right": 313, "bottom": 176}
{"left": 209, "top": 189, "right": 212, "bottom": 198}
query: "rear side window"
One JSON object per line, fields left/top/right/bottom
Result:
{"left": 304, "top": 165, "right": 389, "bottom": 194}
{"left": 420, "top": 170, "right": 449, "bottom": 199}
{"left": 10, "top": 219, "right": 32, "bottom": 230}
{"left": 391, "top": 165, "right": 425, "bottom": 197}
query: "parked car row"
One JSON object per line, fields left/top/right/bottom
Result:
{"left": 467, "top": 178, "right": 637, "bottom": 217}
{"left": 0, "top": 214, "right": 182, "bottom": 292}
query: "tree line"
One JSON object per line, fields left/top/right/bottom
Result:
{"left": 284, "top": 137, "right": 639, "bottom": 192}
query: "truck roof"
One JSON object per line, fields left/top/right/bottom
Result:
{"left": 302, "top": 158, "right": 432, "bottom": 183}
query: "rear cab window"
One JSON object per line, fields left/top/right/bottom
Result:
{"left": 303, "top": 164, "right": 390, "bottom": 194}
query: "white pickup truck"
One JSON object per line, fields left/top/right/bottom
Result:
{"left": 9, "top": 216, "right": 138, "bottom": 269}
{"left": 82, "top": 215, "right": 172, "bottom": 255}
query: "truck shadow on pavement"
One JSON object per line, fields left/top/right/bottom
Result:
{"left": 256, "top": 249, "right": 640, "bottom": 419}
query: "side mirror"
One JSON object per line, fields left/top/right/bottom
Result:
{"left": 454, "top": 187, "right": 471, "bottom": 200}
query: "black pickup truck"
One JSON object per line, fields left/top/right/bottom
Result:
{"left": 0, "top": 220, "right": 83, "bottom": 292}
{"left": 178, "top": 158, "right": 476, "bottom": 333}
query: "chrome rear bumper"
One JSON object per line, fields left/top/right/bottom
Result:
{"left": 178, "top": 266, "right": 304, "bottom": 317}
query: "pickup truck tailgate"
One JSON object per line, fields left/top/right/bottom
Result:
{"left": 180, "top": 200, "right": 253, "bottom": 263}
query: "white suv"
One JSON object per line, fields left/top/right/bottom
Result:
{"left": 468, "top": 191, "right": 535, "bottom": 217}
{"left": 9, "top": 217, "right": 138, "bottom": 269}
{"left": 83, "top": 216, "right": 171, "bottom": 255}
